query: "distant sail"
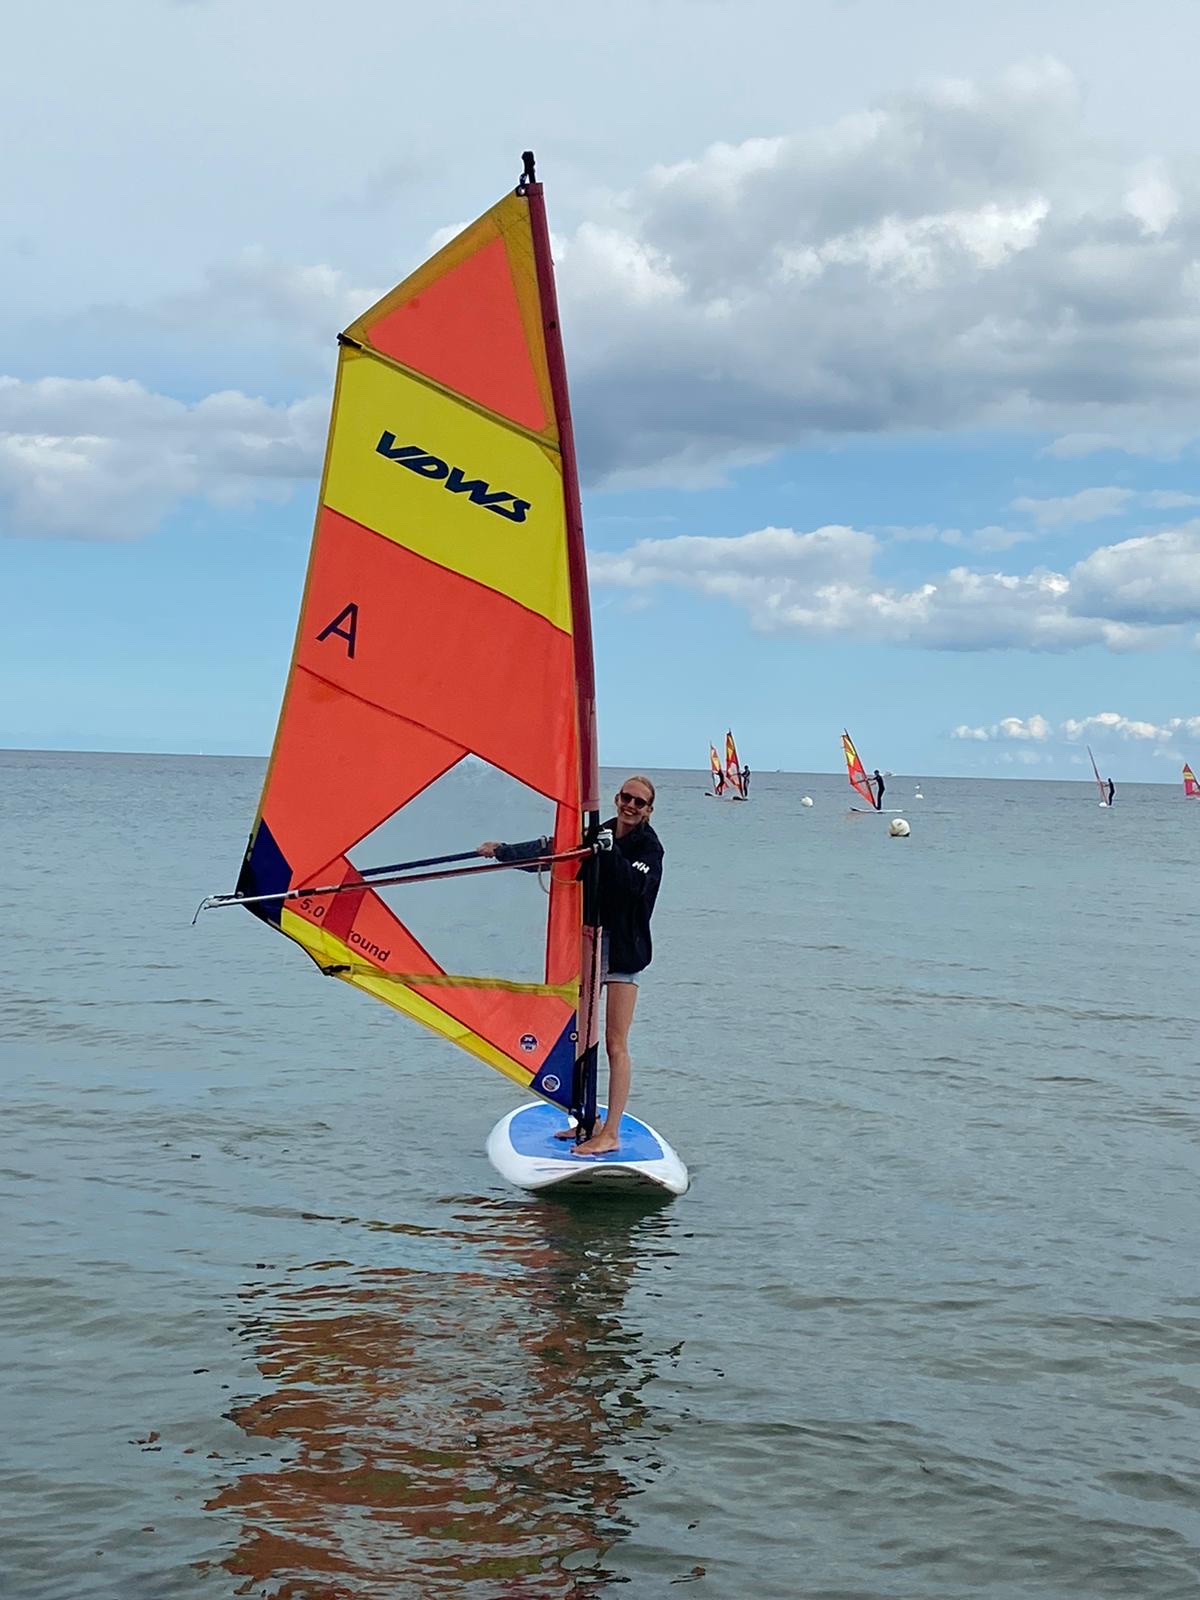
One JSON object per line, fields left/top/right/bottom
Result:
{"left": 1184, "top": 763, "right": 1200, "bottom": 798}
{"left": 709, "top": 743, "right": 725, "bottom": 795}
{"left": 842, "top": 730, "right": 876, "bottom": 807}
{"left": 229, "top": 165, "right": 602, "bottom": 1118}
{"left": 724, "top": 730, "right": 746, "bottom": 798}
{"left": 1087, "top": 745, "right": 1107, "bottom": 803}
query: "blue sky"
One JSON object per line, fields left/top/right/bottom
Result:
{"left": 3, "top": 0, "right": 1200, "bottom": 781}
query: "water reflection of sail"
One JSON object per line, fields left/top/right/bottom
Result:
{"left": 207, "top": 1197, "right": 678, "bottom": 1596}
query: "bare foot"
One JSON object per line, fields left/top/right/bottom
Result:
{"left": 553, "top": 1125, "right": 579, "bottom": 1141}
{"left": 571, "top": 1133, "right": 620, "bottom": 1157}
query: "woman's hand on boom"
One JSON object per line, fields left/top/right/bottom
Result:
{"left": 477, "top": 841, "right": 502, "bottom": 857}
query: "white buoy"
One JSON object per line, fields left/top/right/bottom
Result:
{"left": 800, "top": 796, "right": 814, "bottom": 807}
{"left": 889, "top": 817, "right": 910, "bottom": 837}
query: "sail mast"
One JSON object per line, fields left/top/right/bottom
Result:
{"left": 522, "top": 152, "right": 602, "bottom": 1136}
{"left": 523, "top": 155, "right": 598, "bottom": 819}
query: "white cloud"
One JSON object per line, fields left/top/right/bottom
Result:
{"left": 1061, "top": 710, "right": 1200, "bottom": 743}
{"left": 592, "top": 518, "right": 1200, "bottom": 651}
{"left": 1011, "top": 486, "right": 1133, "bottom": 526}
{"left": 158, "top": 250, "right": 380, "bottom": 348}
{"left": 1009, "top": 485, "right": 1200, "bottom": 526}
{"left": 876, "top": 523, "right": 1035, "bottom": 552}
{"left": 962, "top": 525, "right": 1038, "bottom": 553}
{"left": 1124, "top": 164, "right": 1179, "bottom": 236}
{"left": 1001, "top": 714, "right": 1052, "bottom": 740}
{"left": 1142, "top": 490, "right": 1200, "bottom": 509}
{"left": 561, "top": 223, "right": 686, "bottom": 307}
{"left": 590, "top": 524, "right": 876, "bottom": 610}
{"left": 952, "top": 715, "right": 1052, "bottom": 741}
{"left": 1041, "top": 431, "right": 1193, "bottom": 461}
{"left": 0, "top": 377, "right": 325, "bottom": 539}
{"left": 1069, "top": 524, "right": 1200, "bottom": 622}
{"left": 954, "top": 708, "right": 1200, "bottom": 754}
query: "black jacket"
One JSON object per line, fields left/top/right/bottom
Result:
{"left": 495, "top": 819, "right": 663, "bottom": 975}
{"left": 595, "top": 817, "right": 663, "bottom": 974}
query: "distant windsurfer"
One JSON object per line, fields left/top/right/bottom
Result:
{"left": 741, "top": 765, "right": 751, "bottom": 797}
{"left": 1107, "top": 778, "right": 1115, "bottom": 805}
{"left": 872, "top": 769, "right": 885, "bottom": 810}
{"left": 479, "top": 775, "right": 663, "bottom": 1158}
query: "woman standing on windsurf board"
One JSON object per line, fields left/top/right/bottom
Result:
{"left": 479, "top": 776, "right": 663, "bottom": 1157}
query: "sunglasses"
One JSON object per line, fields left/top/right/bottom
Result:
{"left": 617, "top": 790, "right": 651, "bottom": 810}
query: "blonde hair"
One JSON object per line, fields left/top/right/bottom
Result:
{"left": 621, "top": 775, "right": 656, "bottom": 804}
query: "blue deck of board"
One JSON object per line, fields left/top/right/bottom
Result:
{"left": 509, "top": 1102, "right": 664, "bottom": 1163}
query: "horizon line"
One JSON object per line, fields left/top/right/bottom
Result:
{"left": 0, "top": 745, "right": 1188, "bottom": 787}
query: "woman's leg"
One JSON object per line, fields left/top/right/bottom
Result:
{"left": 575, "top": 980, "right": 637, "bottom": 1154}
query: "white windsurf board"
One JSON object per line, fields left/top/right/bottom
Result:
{"left": 487, "top": 1102, "right": 689, "bottom": 1195}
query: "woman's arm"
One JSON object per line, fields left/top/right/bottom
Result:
{"left": 477, "top": 835, "right": 552, "bottom": 872}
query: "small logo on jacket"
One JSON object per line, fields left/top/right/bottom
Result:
{"left": 376, "top": 432, "right": 531, "bottom": 523}
{"left": 633, "top": 859, "right": 650, "bottom": 875}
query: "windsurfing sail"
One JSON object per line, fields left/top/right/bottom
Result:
{"left": 1184, "top": 763, "right": 1200, "bottom": 798}
{"left": 709, "top": 743, "right": 725, "bottom": 795}
{"left": 724, "top": 730, "right": 746, "bottom": 799}
{"left": 1087, "top": 745, "right": 1108, "bottom": 803}
{"left": 842, "top": 730, "right": 876, "bottom": 807}
{"left": 202, "top": 154, "right": 603, "bottom": 1132}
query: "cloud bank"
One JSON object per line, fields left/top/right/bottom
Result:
{"left": 952, "top": 709, "right": 1200, "bottom": 752}
{"left": 0, "top": 377, "right": 325, "bottom": 539}
{"left": 8, "top": 60, "right": 1200, "bottom": 535}
{"left": 590, "top": 520, "right": 1200, "bottom": 652}
{"left": 561, "top": 59, "right": 1200, "bottom": 482}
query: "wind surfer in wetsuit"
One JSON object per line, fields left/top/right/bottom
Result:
{"left": 1107, "top": 778, "right": 1115, "bottom": 805}
{"left": 741, "top": 765, "right": 751, "bottom": 797}
{"left": 478, "top": 776, "right": 663, "bottom": 1157}
{"left": 872, "top": 769, "right": 885, "bottom": 810}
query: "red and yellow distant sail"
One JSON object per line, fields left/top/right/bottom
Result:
{"left": 724, "top": 730, "right": 745, "bottom": 798}
{"left": 842, "top": 730, "right": 875, "bottom": 807}
{"left": 1184, "top": 763, "right": 1200, "bottom": 798}
{"left": 709, "top": 743, "right": 725, "bottom": 794}
{"left": 230, "top": 158, "right": 600, "bottom": 1113}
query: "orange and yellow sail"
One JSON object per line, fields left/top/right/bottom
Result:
{"left": 231, "top": 158, "right": 600, "bottom": 1114}
{"left": 709, "top": 743, "right": 725, "bottom": 794}
{"left": 842, "top": 730, "right": 876, "bottom": 807}
{"left": 724, "top": 730, "right": 745, "bottom": 798}
{"left": 1184, "top": 763, "right": 1200, "bottom": 798}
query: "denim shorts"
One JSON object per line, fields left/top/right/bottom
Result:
{"left": 601, "top": 932, "right": 639, "bottom": 987}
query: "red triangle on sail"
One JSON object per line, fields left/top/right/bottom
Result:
{"left": 263, "top": 670, "right": 466, "bottom": 884}
{"left": 363, "top": 234, "right": 547, "bottom": 433}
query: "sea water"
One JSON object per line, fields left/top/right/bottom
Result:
{"left": 2, "top": 750, "right": 1198, "bottom": 1598}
